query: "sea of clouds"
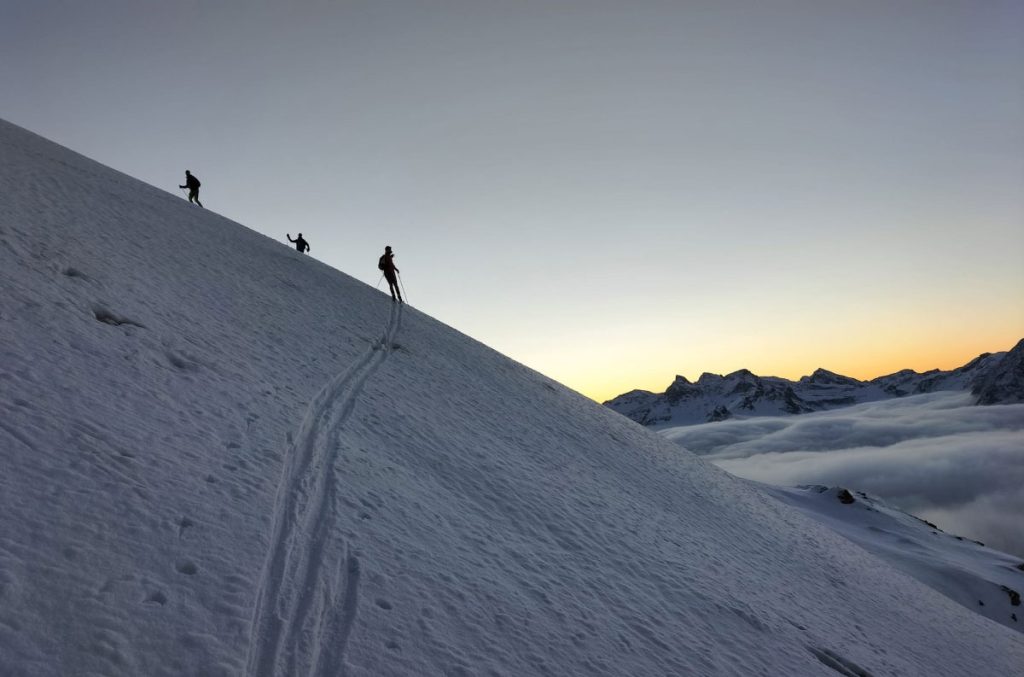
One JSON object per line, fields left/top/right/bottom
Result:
{"left": 662, "top": 392, "right": 1024, "bottom": 557}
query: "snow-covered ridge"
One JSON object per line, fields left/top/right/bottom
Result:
{"left": 759, "top": 485, "right": 1024, "bottom": 635}
{"left": 605, "top": 341, "right": 1023, "bottom": 427}
{"left": 2, "top": 118, "right": 1023, "bottom": 675}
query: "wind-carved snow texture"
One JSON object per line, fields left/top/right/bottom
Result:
{"left": 3, "top": 118, "right": 1024, "bottom": 676}
{"left": 248, "top": 303, "right": 402, "bottom": 676}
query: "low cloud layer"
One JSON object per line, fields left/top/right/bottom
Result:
{"left": 663, "top": 392, "right": 1024, "bottom": 557}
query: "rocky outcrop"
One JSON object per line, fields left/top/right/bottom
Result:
{"left": 972, "top": 339, "right": 1024, "bottom": 405}
{"left": 1002, "top": 585, "right": 1021, "bottom": 607}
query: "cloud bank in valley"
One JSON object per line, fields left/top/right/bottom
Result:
{"left": 662, "top": 392, "right": 1024, "bottom": 557}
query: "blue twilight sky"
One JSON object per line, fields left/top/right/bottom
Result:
{"left": 3, "top": 0, "right": 1022, "bottom": 400}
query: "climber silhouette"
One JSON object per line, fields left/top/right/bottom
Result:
{"left": 378, "top": 246, "right": 402, "bottom": 303}
{"left": 179, "top": 170, "right": 202, "bottom": 207}
{"left": 287, "top": 233, "right": 310, "bottom": 253}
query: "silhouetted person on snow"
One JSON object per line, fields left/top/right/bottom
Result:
{"left": 287, "top": 233, "right": 310, "bottom": 253}
{"left": 378, "top": 245, "right": 402, "bottom": 303}
{"left": 179, "top": 170, "right": 202, "bottom": 207}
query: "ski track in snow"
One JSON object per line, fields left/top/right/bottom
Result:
{"left": 246, "top": 303, "right": 403, "bottom": 677}
{"left": 5, "top": 118, "right": 1024, "bottom": 677}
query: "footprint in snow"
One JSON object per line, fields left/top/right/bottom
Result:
{"left": 175, "top": 561, "right": 198, "bottom": 576}
{"left": 92, "top": 304, "right": 145, "bottom": 328}
{"left": 145, "top": 591, "right": 167, "bottom": 606}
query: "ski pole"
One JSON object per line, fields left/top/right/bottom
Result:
{"left": 376, "top": 274, "right": 385, "bottom": 289}
{"left": 398, "top": 273, "right": 408, "bottom": 304}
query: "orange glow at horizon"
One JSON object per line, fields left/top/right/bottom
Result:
{"left": 532, "top": 329, "right": 1024, "bottom": 404}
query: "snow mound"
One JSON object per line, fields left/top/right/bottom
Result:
{"left": 2, "top": 117, "right": 1023, "bottom": 675}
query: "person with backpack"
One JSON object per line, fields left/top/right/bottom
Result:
{"left": 378, "top": 245, "right": 402, "bottom": 303}
{"left": 179, "top": 170, "right": 203, "bottom": 207}
{"left": 287, "top": 233, "right": 310, "bottom": 253}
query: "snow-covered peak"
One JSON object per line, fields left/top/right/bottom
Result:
{"left": 607, "top": 349, "right": 1016, "bottom": 428}
{"left": 2, "top": 118, "right": 1023, "bottom": 675}
{"left": 696, "top": 371, "right": 725, "bottom": 385}
{"left": 801, "top": 368, "right": 864, "bottom": 387}
{"left": 973, "top": 339, "right": 1024, "bottom": 405}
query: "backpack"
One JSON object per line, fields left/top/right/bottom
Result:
{"left": 378, "top": 255, "right": 386, "bottom": 271}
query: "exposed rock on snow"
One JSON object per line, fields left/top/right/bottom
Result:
{"left": 973, "top": 339, "right": 1024, "bottom": 405}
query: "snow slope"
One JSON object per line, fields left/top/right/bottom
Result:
{"left": 2, "top": 117, "right": 1023, "bottom": 676}
{"left": 759, "top": 485, "right": 1024, "bottom": 635}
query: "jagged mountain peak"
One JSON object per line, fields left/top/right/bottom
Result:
{"left": 696, "top": 369, "right": 759, "bottom": 385}
{"left": 959, "top": 352, "right": 994, "bottom": 372}
{"left": 877, "top": 368, "right": 919, "bottom": 379}
{"left": 696, "top": 371, "right": 723, "bottom": 384}
{"left": 607, "top": 346, "right": 1019, "bottom": 428}
{"left": 972, "top": 339, "right": 1024, "bottom": 405}
{"left": 803, "top": 368, "right": 863, "bottom": 386}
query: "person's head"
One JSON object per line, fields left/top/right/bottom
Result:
{"left": 185, "top": 170, "right": 191, "bottom": 175}
{"left": 298, "top": 233, "right": 302, "bottom": 237}
{"left": 385, "top": 246, "right": 392, "bottom": 253}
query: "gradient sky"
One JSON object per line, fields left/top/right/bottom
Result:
{"left": 4, "top": 1, "right": 1022, "bottom": 401}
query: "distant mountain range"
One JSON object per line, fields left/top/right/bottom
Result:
{"left": 605, "top": 338, "right": 1024, "bottom": 427}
